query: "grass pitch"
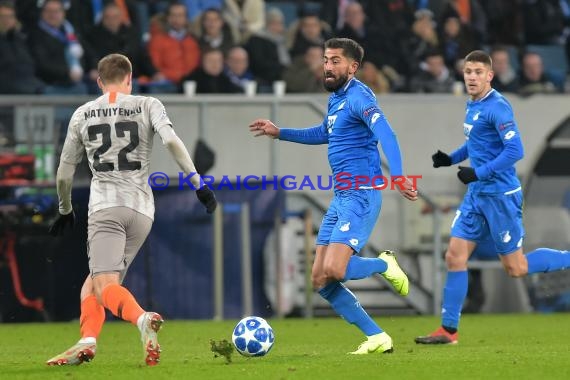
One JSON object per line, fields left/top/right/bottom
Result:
{"left": 1, "top": 314, "right": 569, "bottom": 380}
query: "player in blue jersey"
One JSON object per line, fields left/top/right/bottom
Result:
{"left": 249, "top": 38, "right": 418, "bottom": 354}
{"left": 416, "top": 50, "right": 570, "bottom": 345}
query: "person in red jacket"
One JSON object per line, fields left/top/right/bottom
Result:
{"left": 148, "top": 2, "right": 200, "bottom": 85}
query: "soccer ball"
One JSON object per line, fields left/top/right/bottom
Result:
{"left": 231, "top": 316, "right": 275, "bottom": 357}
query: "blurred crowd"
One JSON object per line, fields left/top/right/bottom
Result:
{"left": 0, "top": 0, "right": 569, "bottom": 96}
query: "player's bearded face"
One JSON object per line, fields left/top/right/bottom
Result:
{"left": 323, "top": 48, "right": 353, "bottom": 92}
{"left": 323, "top": 69, "right": 349, "bottom": 92}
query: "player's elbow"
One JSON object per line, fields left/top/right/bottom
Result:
{"left": 163, "top": 133, "right": 178, "bottom": 148}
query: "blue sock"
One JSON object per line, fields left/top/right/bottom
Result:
{"left": 441, "top": 270, "right": 468, "bottom": 330}
{"left": 527, "top": 248, "right": 570, "bottom": 274}
{"left": 343, "top": 255, "right": 388, "bottom": 281}
{"left": 319, "top": 282, "right": 382, "bottom": 336}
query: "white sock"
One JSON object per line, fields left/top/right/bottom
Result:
{"left": 78, "top": 337, "right": 96, "bottom": 344}
{"left": 136, "top": 312, "right": 146, "bottom": 332}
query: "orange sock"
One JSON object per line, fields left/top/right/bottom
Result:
{"left": 79, "top": 295, "right": 105, "bottom": 339}
{"left": 101, "top": 284, "right": 145, "bottom": 325}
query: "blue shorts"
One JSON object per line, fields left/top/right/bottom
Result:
{"left": 316, "top": 189, "right": 382, "bottom": 253}
{"left": 451, "top": 189, "right": 524, "bottom": 255}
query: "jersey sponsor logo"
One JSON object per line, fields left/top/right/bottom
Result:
{"left": 327, "top": 115, "right": 337, "bottom": 134}
{"left": 339, "top": 221, "right": 350, "bottom": 232}
{"left": 337, "top": 101, "right": 346, "bottom": 111}
{"left": 473, "top": 111, "right": 481, "bottom": 121}
{"left": 500, "top": 230, "right": 512, "bottom": 243}
{"left": 371, "top": 113, "right": 381, "bottom": 124}
{"left": 463, "top": 123, "right": 473, "bottom": 139}
{"left": 504, "top": 130, "right": 516, "bottom": 140}
{"left": 349, "top": 238, "right": 359, "bottom": 246}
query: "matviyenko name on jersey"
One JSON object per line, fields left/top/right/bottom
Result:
{"left": 84, "top": 106, "right": 142, "bottom": 120}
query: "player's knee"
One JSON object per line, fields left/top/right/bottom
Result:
{"left": 311, "top": 270, "right": 327, "bottom": 290}
{"left": 504, "top": 264, "right": 527, "bottom": 278}
{"left": 323, "top": 264, "right": 345, "bottom": 282}
{"left": 445, "top": 249, "right": 468, "bottom": 270}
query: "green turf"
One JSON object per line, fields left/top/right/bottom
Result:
{"left": 1, "top": 314, "right": 569, "bottom": 380}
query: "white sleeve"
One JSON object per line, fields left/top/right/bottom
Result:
{"left": 157, "top": 126, "right": 202, "bottom": 188}
{"left": 148, "top": 97, "right": 173, "bottom": 134}
{"left": 60, "top": 110, "right": 84, "bottom": 165}
{"left": 56, "top": 162, "right": 76, "bottom": 214}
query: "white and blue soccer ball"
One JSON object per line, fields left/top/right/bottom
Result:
{"left": 231, "top": 316, "right": 275, "bottom": 357}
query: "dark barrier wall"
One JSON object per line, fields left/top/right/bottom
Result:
{"left": 0, "top": 185, "right": 284, "bottom": 322}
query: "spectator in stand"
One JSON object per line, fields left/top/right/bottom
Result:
{"left": 148, "top": 2, "right": 200, "bottom": 86}
{"left": 479, "top": 0, "right": 523, "bottom": 46}
{"left": 27, "top": 0, "right": 91, "bottom": 94}
{"left": 518, "top": 51, "right": 559, "bottom": 96}
{"left": 356, "top": 61, "right": 391, "bottom": 94}
{"left": 522, "top": 0, "right": 564, "bottom": 45}
{"left": 68, "top": 0, "right": 140, "bottom": 39}
{"left": 224, "top": 46, "right": 254, "bottom": 91}
{"left": 222, "top": 0, "right": 265, "bottom": 44}
{"left": 409, "top": 49, "right": 455, "bottom": 93}
{"left": 405, "top": 9, "right": 439, "bottom": 78}
{"left": 195, "top": 7, "right": 235, "bottom": 55}
{"left": 319, "top": 0, "right": 353, "bottom": 31}
{"left": 360, "top": 0, "right": 414, "bottom": 38}
{"left": 183, "top": 0, "right": 222, "bottom": 23}
{"left": 15, "top": 0, "right": 71, "bottom": 32}
{"left": 85, "top": 3, "right": 164, "bottom": 86}
{"left": 184, "top": 48, "right": 243, "bottom": 93}
{"left": 439, "top": 0, "right": 487, "bottom": 45}
{"left": 439, "top": 14, "right": 479, "bottom": 74}
{"left": 288, "top": 9, "right": 333, "bottom": 60}
{"left": 283, "top": 44, "right": 326, "bottom": 93}
{"left": 245, "top": 7, "right": 291, "bottom": 91}
{"left": 358, "top": 0, "right": 411, "bottom": 78}
{"left": 490, "top": 46, "right": 519, "bottom": 93}
{"left": 336, "top": 2, "right": 404, "bottom": 90}
{"left": 0, "top": 1, "right": 44, "bottom": 94}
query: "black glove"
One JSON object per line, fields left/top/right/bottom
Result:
{"left": 48, "top": 211, "right": 75, "bottom": 236}
{"left": 432, "top": 150, "right": 452, "bottom": 168}
{"left": 457, "top": 166, "right": 478, "bottom": 184}
{"left": 196, "top": 186, "right": 217, "bottom": 214}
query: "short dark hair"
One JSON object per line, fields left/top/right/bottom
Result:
{"left": 324, "top": 38, "right": 364, "bottom": 68}
{"left": 465, "top": 50, "right": 492, "bottom": 68}
{"left": 167, "top": 1, "right": 187, "bottom": 16}
{"left": 0, "top": 1, "right": 15, "bottom": 11}
{"left": 98, "top": 53, "right": 132, "bottom": 84}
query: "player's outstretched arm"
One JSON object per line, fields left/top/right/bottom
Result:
{"left": 158, "top": 126, "right": 217, "bottom": 213}
{"left": 249, "top": 119, "right": 329, "bottom": 145}
{"left": 249, "top": 119, "right": 280, "bottom": 138}
{"left": 49, "top": 162, "right": 76, "bottom": 236}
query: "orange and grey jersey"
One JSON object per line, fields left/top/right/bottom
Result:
{"left": 60, "top": 92, "right": 173, "bottom": 220}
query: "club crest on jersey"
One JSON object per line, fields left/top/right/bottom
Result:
{"left": 327, "top": 115, "right": 337, "bottom": 134}
{"left": 500, "top": 230, "right": 512, "bottom": 243}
